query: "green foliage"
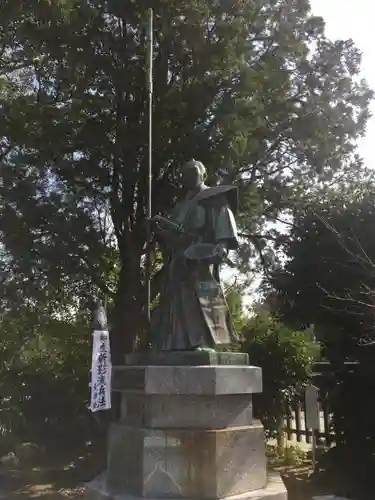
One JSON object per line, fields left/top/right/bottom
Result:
{"left": 280, "top": 444, "right": 308, "bottom": 467}
{"left": 272, "top": 181, "right": 375, "bottom": 359}
{"left": 271, "top": 184, "right": 375, "bottom": 493}
{"left": 266, "top": 443, "right": 308, "bottom": 468}
{"left": 0, "top": 305, "right": 95, "bottom": 448}
{"left": 225, "top": 282, "right": 248, "bottom": 333}
{"left": 242, "top": 310, "right": 318, "bottom": 437}
{"left": 0, "top": 0, "right": 372, "bottom": 358}
{"left": 0, "top": 0, "right": 373, "bottom": 455}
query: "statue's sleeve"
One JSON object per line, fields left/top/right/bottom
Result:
{"left": 212, "top": 196, "right": 239, "bottom": 250}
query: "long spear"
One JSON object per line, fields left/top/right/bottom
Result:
{"left": 146, "top": 8, "right": 153, "bottom": 335}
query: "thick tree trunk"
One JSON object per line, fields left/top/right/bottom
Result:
{"left": 110, "top": 255, "right": 143, "bottom": 365}
{"left": 107, "top": 240, "right": 143, "bottom": 420}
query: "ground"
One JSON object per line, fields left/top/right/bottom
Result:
{"left": 279, "top": 466, "right": 327, "bottom": 500}
{"left": 0, "top": 450, "right": 331, "bottom": 500}
{"left": 0, "top": 448, "right": 103, "bottom": 500}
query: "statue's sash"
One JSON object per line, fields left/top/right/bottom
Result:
{"left": 195, "top": 280, "right": 233, "bottom": 344}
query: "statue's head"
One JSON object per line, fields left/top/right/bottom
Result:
{"left": 181, "top": 159, "right": 207, "bottom": 190}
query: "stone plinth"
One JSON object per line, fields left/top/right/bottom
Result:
{"left": 112, "top": 365, "right": 262, "bottom": 395}
{"left": 86, "top": 472, "right": 287, "bottom": 500}
{"left": 123, "top": 351, "right": 249, "bottom": 366}
{"left": 107, "top": 422, "right": 267, "bottom": 497}
{"left": 120, "top": 393, "right": 253, "bottom": 429}
{"left": 85, "top": 353, "right": 287, "bottom": 500}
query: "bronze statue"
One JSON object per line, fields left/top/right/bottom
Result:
{"left": 150, "top": 160, "right": 240, "bottom": 351}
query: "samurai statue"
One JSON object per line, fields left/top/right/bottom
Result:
{"left": 150, "top": 159, "right": 240, "bottom": 351}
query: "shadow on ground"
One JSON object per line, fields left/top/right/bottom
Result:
{"left": 0, "top": 444, "right": 106, "bottom": 500}
{"left": 279, "top": 466, "right": 325, "bottom": 500}
{"left": 1, "top": 459, "right": 322, "bottom": 500}
{"left": 0, "top": 448, "right": 362, "bottom": 500}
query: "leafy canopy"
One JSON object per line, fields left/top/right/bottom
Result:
{"left": 0, "top": 0, "right": 372, "bottom": 354}
{"left": 272, "top": 180, "right": 375, "bottom": 360}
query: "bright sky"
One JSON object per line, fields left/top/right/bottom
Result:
{"left": 310, "top": 0, "right": 375, "bottom": 168}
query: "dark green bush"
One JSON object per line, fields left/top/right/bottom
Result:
{"left": 241, "top": 311, "right": 319, "bottom": 437}
{"left": 0, "top": 306, "right": 100, "bottom": 451}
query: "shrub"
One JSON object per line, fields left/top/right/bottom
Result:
{"left": 0, "top": 307, "right": 100, "bottom": 451}
{"left": 241, "top": 311, "right": 319, "bottom": 437}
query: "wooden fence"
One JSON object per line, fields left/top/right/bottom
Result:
{"left": 284, "top": 396, "right": 334, "bottom": 447}
{"left": 283, "top": 362, "right": 362, "bottom": 447}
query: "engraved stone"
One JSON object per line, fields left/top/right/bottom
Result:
{"left": 107, "top": 421, "right": 267, "bottom": 498}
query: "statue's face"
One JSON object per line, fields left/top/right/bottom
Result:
{"left": 181, "top": 164, "right": 202, "bottom": 190}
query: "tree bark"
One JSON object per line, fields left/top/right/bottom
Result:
{"left": 110, "top": 253, "right": 143, "bottom": 365}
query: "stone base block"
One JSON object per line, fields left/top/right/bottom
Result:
{"left": 112, "top": 365, "right": 262, "bottom": 395}
{"left": 120, "top": 393, "right": 253, "bottom": 429}
{"left": 107, "top": 421, "right": 267, "bottom": 498}
{"left": 85, "top": 472, "right": 287, "bottom": 500}
{"left": 124, "top": 351, "right": 250, "bottom": 366}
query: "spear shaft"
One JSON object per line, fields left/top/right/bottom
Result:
{"left": 146, "top": 8, "right": 153, "bottom": 330}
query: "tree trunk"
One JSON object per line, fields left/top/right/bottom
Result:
{"left": 110, "top": 255, "right": 143, "bottom": 365}
{"left": 109, "top": 246, "right": 143, "bottom": 420}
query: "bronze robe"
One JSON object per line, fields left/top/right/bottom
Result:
{"left": 151, "top": 185, "right": 239, "bottom": 351}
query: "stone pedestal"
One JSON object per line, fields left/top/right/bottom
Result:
{"left": 85, "top": 352, "right": 287, "bottom": 500}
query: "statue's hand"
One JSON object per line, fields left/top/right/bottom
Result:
{"left": 148, "top": 217, "right": 170, "bottom": 240}
{"left": 214, "top": 242, "right": 228, "bottom": 260}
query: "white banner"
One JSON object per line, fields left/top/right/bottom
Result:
{"left": 90, "top": 330, "right": 112, "bottom": 412}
